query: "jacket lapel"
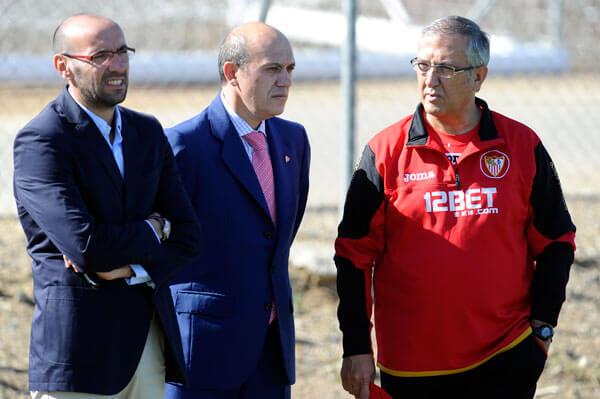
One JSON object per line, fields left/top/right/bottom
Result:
{"left": 266, "top": 120, "right": 293, "bottom": 235}
{"left": 58, "top": 88, "right": 124, "bottom": 194}
{"left": 208, "top": 96, "right": 273, "bottom": 222}
{"left": 120, "top": 111, "right": 142, "bottom": 214}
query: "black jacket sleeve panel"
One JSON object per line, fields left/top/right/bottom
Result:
{"left": 335, "top": 255, "right": 373, "bottom": 357}
{"left": 530, "top": 242, "right": 574, "bottom": 326}
{"left": 337, "top": 145, "right": 385, "bottom": 239}
{"left": 529, "top": 142, "right": 576, "bottom": 326}
{"left": 335, "top": 144, "right": 385, "bottom": 357}
{"left": 530, "top": 142, "right": 576, "bottom": 240}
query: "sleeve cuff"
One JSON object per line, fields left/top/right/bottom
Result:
{"left": 145, "top": 220, "right": 162, "bottom": 243}
{"left": 126, "top": 264, "right": 155, "bottom": 287}
{"left": 342, "top": 327, "right": 373, "bottom": 358}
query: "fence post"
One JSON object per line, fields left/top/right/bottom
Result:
{"left": 259, "top": 0, "right": 272, "bottom": 23}
{"left": 340, "top": 0, "right": 357, "bottom": 217}
{"left": 548, "top": 0, "right": 563, "bottom": 46}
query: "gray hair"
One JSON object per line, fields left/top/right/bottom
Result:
{"left": 217, "top": 33, "right": 250, "bottom": 83}
{"left": 422, "top": 16, "right": 490, "bottom": 67}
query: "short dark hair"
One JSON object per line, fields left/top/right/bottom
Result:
{"left": 422, "top": 16, "right": 490, "bottom": 67}
{"left": 217, "top": 33, "right": 250, "bottom": 83}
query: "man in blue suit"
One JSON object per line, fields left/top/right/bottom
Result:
{"left": 13, "top": 14, "right": 202, "bottom": 399}
{"left": 164, "top": 22, "right": 310, "bottom": 399}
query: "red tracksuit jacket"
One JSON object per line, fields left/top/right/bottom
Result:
{"left": 335, "top": 98, "right": 576, "bottom": 376}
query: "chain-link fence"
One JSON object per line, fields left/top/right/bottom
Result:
{"left": 1, "top": 0, "right": 598, "bottom": 244}
{"left": 1, "top": 1, "right": 599, "bottom": 397}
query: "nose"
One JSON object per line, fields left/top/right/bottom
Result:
{"left": 424, "top": 67, "right": 440, "bottom": 86}
{"left": 277, "top": 69, "right": 292, "bottom": 87}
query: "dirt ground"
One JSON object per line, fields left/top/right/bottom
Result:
{"left": 1, "top": 195, "right": 599, "bottom": 398}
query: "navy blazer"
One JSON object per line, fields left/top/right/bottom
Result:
{"left": 13, "top": 88, "right": 202, "bottom": 394}
{"left": 165, "top": 95, "right": 310, "bottom": 390}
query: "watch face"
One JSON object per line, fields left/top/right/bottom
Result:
{"left": 540, "top": 326, "right": 552, "bottom": 338}
{"left": 536, "top": 325, "right": 554, "bottom": 340}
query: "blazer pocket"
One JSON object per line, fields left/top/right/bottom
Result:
{"left": 43, "top": 285, "right": 106, "bottom": 366}
{"left": 175, "top": 290, "right": 233, "bottom": 318}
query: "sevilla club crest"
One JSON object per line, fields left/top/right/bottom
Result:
{"left": 480, "top": 150, "right": 510, "bottom": 178}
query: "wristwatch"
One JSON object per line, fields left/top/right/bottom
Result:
{"left": 149, "top": 215, "right": 171, "bottom": 242}
{"left": 161, "top": 218, "right": 171, "bottom": 241}
{"left": 532, "top": 324, "right": 554, "bottom": 341}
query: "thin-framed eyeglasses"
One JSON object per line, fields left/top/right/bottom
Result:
{"left": 410, "top": 57, "right": 482, "bottom": 79}
{"left": 62, "top": 46, "right": 135, "bottom": 66}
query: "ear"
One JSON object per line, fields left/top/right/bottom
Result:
{"left": 53, "top": 54, "right": 72, "bottom": 81}
{"left": 473, "top": 66, "right": 488, "bottom": 93}
{"left": 222, "top": 61, "right": 239, "bottom": 87}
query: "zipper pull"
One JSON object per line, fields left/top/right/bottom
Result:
{"left": 455, "top": 171, "right": 461, "bottom": 188}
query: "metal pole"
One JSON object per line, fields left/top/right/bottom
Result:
{"left": 548, "top": 0, "right": 563, "bottom": 46}
{"left": 258, "top": 0, "right": 272, "bottom": 23}
{"left": 340, "top": 0, "right": 357, "bottom": 217}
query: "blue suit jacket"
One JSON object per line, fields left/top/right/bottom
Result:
{"left": 165, "top": 95, "right": 310, "bottom": 390}
{"left": 13, "top": 88, "right": 202, "bottom": 394}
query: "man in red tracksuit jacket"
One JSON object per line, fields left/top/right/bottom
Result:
{"left": 335, "top": 16, "right": 576, "bottom": 399}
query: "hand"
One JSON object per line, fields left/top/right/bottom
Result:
{"left": 64, "top": 254, "right": 133, "bottom": 280}
{"left": 63, "top": 255, "right": 81, "bottom": 273}
{"left": 531, "top": 319, "right": 552, "bottom": 353}
{"left": 96, "top": 265, "right": 134, "bottom": 280}
{"left": 341, "top": 354, "right": 375, "bottom": 399}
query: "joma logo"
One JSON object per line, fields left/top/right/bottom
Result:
{"left": 404, "top": 171, "right": 435, "bottom": 182}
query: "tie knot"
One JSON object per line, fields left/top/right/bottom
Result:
{"left": 243, "top": 131, "right": 267, "bottom": 151}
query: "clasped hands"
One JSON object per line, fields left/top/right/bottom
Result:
{"left": 63, "top": 212, "right": 165, "bottom": 281}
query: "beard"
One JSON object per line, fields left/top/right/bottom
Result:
{"left": 73, "top": 67, "right": 128, "bottom": 108}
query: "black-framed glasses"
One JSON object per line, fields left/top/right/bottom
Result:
{"left": 62, "top": 46, "right": 135, "bottom": 66}
{"left": 410, "top": 57, "right": 481, "bottom": 79}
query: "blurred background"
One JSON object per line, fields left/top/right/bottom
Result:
{"left": 0, "top": 0, "right": 599, "bottom": 398}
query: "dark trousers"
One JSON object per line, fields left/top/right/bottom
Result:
{"left": 165, "top": 322, "right": 290, "bottom": 399}
{"left": 380, "top": 335, "right": 547, "bottom": 399}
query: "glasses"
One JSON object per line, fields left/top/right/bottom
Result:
{"left": 410, "top": 57, "right": 481, "bottom": 79}
{"left": 62, "top": 46, "right": 135, "bottom": 66}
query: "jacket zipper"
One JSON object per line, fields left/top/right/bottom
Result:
{"left": 455, "top": 164, "right": 461, "bottom": 189}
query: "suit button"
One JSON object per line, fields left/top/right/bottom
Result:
{"left": 264, "top": 231, "right": 273, "bottom": 239}
{"left": 264, "top": 303, "right": 272, "bottom": 311}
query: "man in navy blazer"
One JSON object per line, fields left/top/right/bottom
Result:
{"left": 164, "top": 22, "right": 310, "bottom": 398}
{"left": 13, "top": 14, "right": 202, "bottom": 398}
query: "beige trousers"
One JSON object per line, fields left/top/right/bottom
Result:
{"left": 31, "top": 314, "right": 165, "bottom": 399}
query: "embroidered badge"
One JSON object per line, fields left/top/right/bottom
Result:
{"left": 480, "top": 150, "right": 510, "bottom": 178}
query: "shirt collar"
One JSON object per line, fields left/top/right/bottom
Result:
{"left": 220, "top": 91, "right": 266, "bottom": 138}
{"left": 70, "top": 91, "right": 122, "bottom": 145}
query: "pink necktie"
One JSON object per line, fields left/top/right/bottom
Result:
{"left": 243, "top": 131, "right": 277, "bottom": 223}
{"left": 243, "top": 131, "right": 277, "bottom": 324}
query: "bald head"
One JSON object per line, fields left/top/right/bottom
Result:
{"left": 53, "top": 14, "right": 123, "bottom": 54}
{"left": 218, "top": 22, "right": 290, "bottom": 83}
